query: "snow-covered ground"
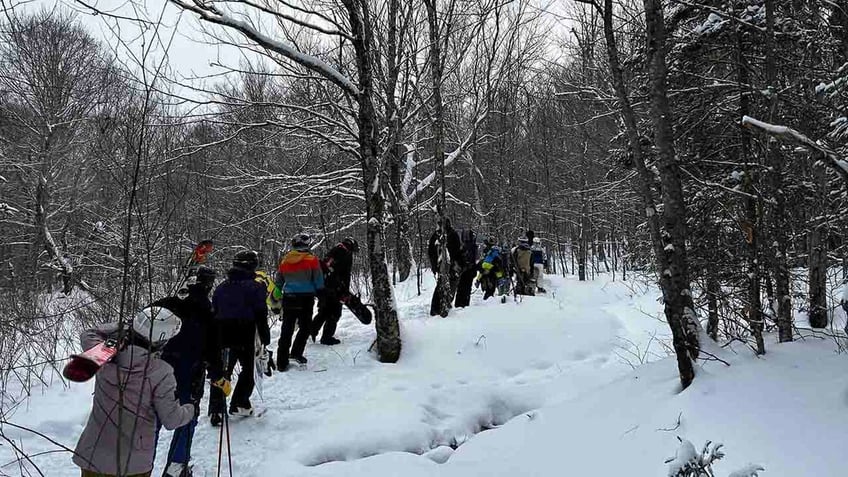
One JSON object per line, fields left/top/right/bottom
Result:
{"left": 2, "top": 273, "right": 846, "bottom": 476}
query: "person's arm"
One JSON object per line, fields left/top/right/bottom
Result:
{"left": 312, "top": 256, "right": 325, "bottom": 293}
{"left": 79, "top": 323, "right": 120, "bottom": 351}
{"left": 152, "top": 368, "right": 194, "bottom": 430}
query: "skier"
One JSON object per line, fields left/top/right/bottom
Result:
{"left": 511, "top": 237, "right": 535, "bottom": 296}
{"left": 153, "top": 267, "right": 217, "bottom": 477}
{"left": 428, "top": 218, "right": 464, "bottom": 316}
{"left": 311, "top": 237, "right": 359, "bottom": 346}
{"left": 476, "top": 243, "right": 506, "bottom": 300}
{"left": 454, "top": 229, "right": 478, "bottom": 308}
{"left": 208, "top": 250, "right": 270, "bottom": 424}
{"left": 73, "top": 307, "right": 194, "bottom": 477}
{"left": 531, "top": 237, "right": 548, "bottom": 294}
{"left": 274, "top": 232, "right": 324, "bottom": 371}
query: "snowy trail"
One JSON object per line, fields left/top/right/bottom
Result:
{"left": 165, "top": 274, "right": 667, "bottom": 476}
{"left": 1, "top": 273, "right": 668, "bottom": 476}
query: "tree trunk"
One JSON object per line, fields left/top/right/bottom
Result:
{"left": 764, "top": 0, "right": 793, "bottom": 342}
{"left": 345, "top": 0, "right": 401, "bottom": 361}
{"left": 808, "top": 162, "right": 829, "bottom": 329}
{"left": 737, "top": 21, "right": 765, "bottom": 355}
{"left": 425, "top": 0, "right": 452, "bottom": 318}
{"left": 642, "top": 0, "right": 699, "bottom": 388}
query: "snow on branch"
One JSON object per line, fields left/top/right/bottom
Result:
{"left": 169, "top": 0, "right": 360, "bottom": 97}
{"left": 741, "top": 115, "right": 848, "bottom": 186}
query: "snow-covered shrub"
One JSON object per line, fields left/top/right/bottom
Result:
{"left": 666, "top": 438, "right": 764, "bottom": 477}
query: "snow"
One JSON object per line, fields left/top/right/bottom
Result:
{"left": 694, "top": 13, "right": 728, "bottom": 36}
{"left": 3, "top": 274, "right": 848, "bottom": 476}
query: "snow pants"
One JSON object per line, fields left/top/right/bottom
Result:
{"left": 209, "top": 345, "right": 255, "bottom": 413}
{"left": 533, "top": 264, "right": 546, "bottom": 291}
{"left": 165, "top": 357, "right": 204, "bottom": 465}
{"left": 278, "top": 294, "right": 315, "bottom": 361}
{"left": 312, "top": 291, "right": 343, "bottom": 341}
{"left": 454, "top": 266, "right": 476, "bottom": 308}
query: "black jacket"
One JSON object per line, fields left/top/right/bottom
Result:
{"left": 211, "top": 267, "right": 270, "bottom": 348}
{"left": 157, "top": 284, "right": 215, "bottom": 367}
{"left": 322, "top": 242, "right": 353, "bottom": 294}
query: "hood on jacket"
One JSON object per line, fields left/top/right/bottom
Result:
{"left": 227, "top": 267, "right": 256, "bottom": 281}
{"left": 283, "top": 250, "right": 312, "bottom": 264}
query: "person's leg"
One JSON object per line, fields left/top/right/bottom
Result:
{"left": 291, "top": 297, "right": 314, "bottom": 358}
{"left": 320, "top": 299, "right": 343, "bottom": 343}
{"left": 430, "top": 280, "right": 442, "bottom": 316}
{"left": 455, "top": 267, "right": 475, "bottom": 307}
{"left": 311, "top": 294, "right": 329, "bottom": 340}
{"left": 231, "top": 346, "right": 255, "bottom": 410}
{"left": 167, "top": 359, "right": 198, "bottom": 467}
{"left": 277, "top": 303, "right": 297, "bottom": 365}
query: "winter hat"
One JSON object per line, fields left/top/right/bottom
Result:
{"left": 133, "top": 306, "right": 181, "bottom": 345}
{"left": 291, "top": 232, "right": 312, "bottom": 252}
{"left": 342, "top": 237, "right": 360, "bottom": 253}
{"left": 195, "top": 266, "right": 217, "bottom": 285}
{"left": 233, "top": 250, "right": 259, "bottom": 271}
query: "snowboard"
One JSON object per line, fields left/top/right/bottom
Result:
{"left": 342, "top": 293, "right": 373, "bottom": 325}
{"left": 62, "top": 339, "right": 121, "bottom": 382}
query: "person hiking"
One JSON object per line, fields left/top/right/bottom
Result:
{"left": 428, "top": 218, "right": 464, "bottom": 316}
{"left": 511, "top": 237, "right": 535, "bottom": 296}
{"left": 154, "top": 267, "right": 217, "bottom": 477}
{"left": 208, "top": 250, "right": 270, "bottom": 424}
{"left": 531, "top": 237, "right": 548, "bottom": 294}
{"left": 274, "top": 233, "right": 324, "bottom": 371}
{"left": 73, "top": 307, "right": 194, "bottom": 477}
{"left": 454, "top": 229, "right": 478, "bottom": 308}
{"left": 476, "top": 243, "right": 506, "bottom": 300}
{"left": 312, "top": 237, "right": 359, "bottom": 346}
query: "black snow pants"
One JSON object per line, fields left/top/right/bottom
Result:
{"left": 208, "top": 344, "right": 255, "bottom": 413}
{"left": 454, "top": 266, "right": 477, "bottom": 308}
{"left": 312, "top": 291, "right": 343, "bottom": 341}
{"left": 277, "top": 294, "right": 315, "bottom": 362}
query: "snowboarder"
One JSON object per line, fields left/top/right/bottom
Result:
{"left": 154, "top": 267, "right": 217, "bottom": 477}
{"left": 73, "top": 307, "right": 195, "bottom": 477}
{"left": 208, "top": 250, "right": 270, "bottom": 424}
{"left": 428, "top": 218, "right": 464, "bottom": 316}
{"left": 454, "top": 229, "right": 478, "bottom": 308}
{"left": 311, "top": 237, "right": 359, "bottom": 345}
{"left": 476, "top": 243, "right": 506, "bottom": 300}
{"left": 512, "top": 237, "right": 535, "bottom": 296}
{"left": 274, "top": 233, "right": 324, "bottom": 371}
{"left": 531, "top": 237, "right": 548, "bottom": 294}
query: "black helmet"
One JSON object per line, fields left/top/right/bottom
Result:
{"left": 233, "top": 250, "right": 259, "bottom": 271}
{"left": 291, "top": 232, "right": 312, "bottom": 251}
{"left": 195, "top": 266, "right": 217, "bottom": 285}
{"left": 342, "top": 237, "right": 359, "bottom": 253}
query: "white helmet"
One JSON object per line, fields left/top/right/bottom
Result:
{"left": 133, "top": 306, "right": 181, "bottom": 345}
{"left": 533, "top": 237, "right": 541, "bottom": 244}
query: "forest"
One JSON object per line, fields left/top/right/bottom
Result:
{"left": 0, "top": 2, "right": 847, "bottom": 472}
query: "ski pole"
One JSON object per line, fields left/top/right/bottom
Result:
{"left": 224, "top": 409, "right": 233, "bottom": 477}
{"left": 216, "top": 414, "right": 224, "bottom": 477}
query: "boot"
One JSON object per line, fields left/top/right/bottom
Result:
{"left": 210, "top": 413, "right": 223, "bottom": 427}
{"left": 164, "top": 462, "right": 192, "bottom": 477}
{"left": 291, "top": 355, "right": 308, "bottom": 365}
{"left": 319, "top": 337, "right": 341, "bottom": 346}
{"left": 229, "top": 405, "right": 253, "bottom": 417}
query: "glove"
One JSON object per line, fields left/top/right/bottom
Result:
{"left": 474, "top": 280, "right": 480, "bottom": 289}
{"left": 212, "top": 378, "right": 232, "bottom": 397}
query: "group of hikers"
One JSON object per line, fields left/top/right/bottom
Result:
{"left": 72, "top": 234, "right": 361, "bottom": 477}
{"left": 70, "top": 223, "right": 551, "bottom": 477}
{"left": 427, "top": 220, "right": 549, "bottom": 315}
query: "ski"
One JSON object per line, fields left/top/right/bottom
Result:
{"left": 62, "top": 338, "right": 122, "bottom": 382}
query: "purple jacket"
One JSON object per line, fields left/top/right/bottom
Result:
{"left": 73, "top": 324, "right": 193, "bottom": 475}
